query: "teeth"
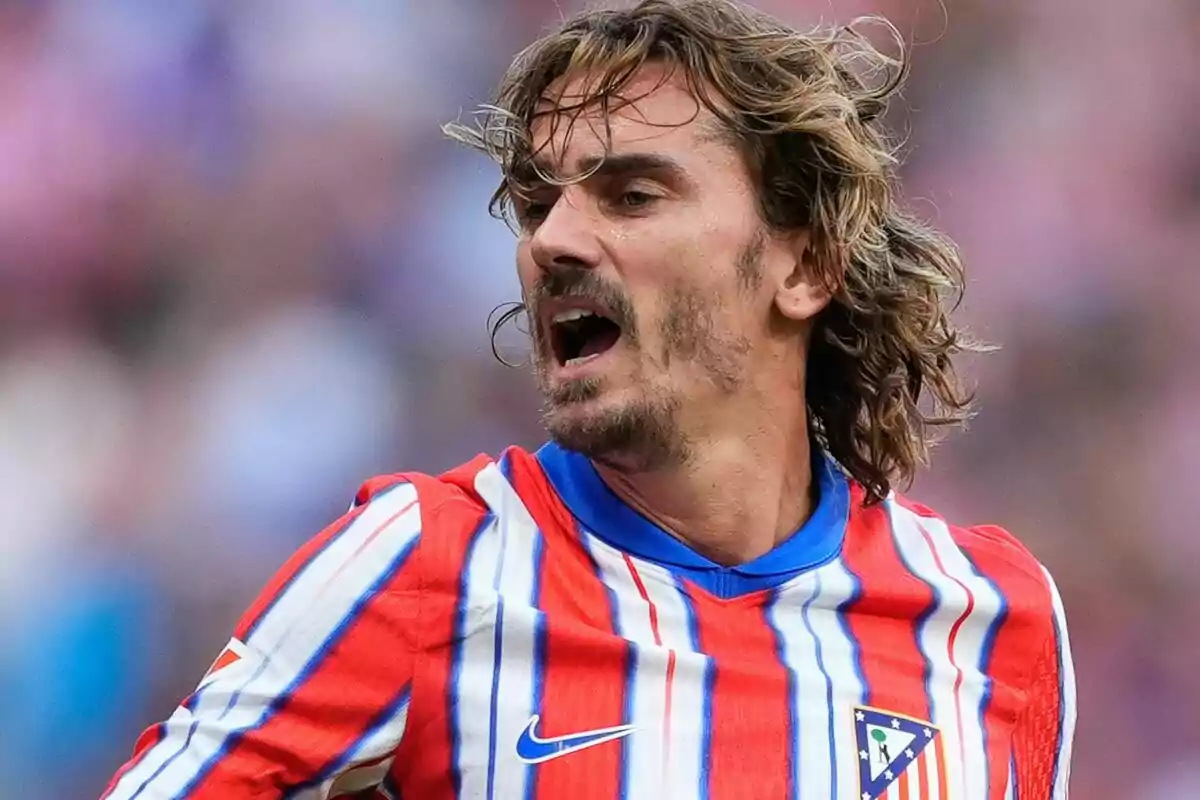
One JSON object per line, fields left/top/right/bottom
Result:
{"left": 552, "top": 309, "right": 596, "bottom": 324}
{"left": 564, "top": 354, "right": 600, "bottom": 367}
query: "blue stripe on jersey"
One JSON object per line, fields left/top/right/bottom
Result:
{"left": 242, "top": 480, "right": 409, "bottom": 640}
{"left": 485, "top": 601, "right": 506, "bottom": 800}
{"left": 498, "top": 450, "right": 550, "bottom": 800}
{"left": 215, "top": 660, "right": 274, "bottom": 723}
{"left": 887, "top": 513, "right": 941, "bottom": 720}
{"left": 484, "top": 478, "right": 515, "bottom": 800}
{"left": 524, "top": 535, "right": 547, "bottom": 800}
{"left": 699, "top": 655, "right": 716, "bottom": 800}
{"left": 964, "top": 551, "right": 1009, "bottom": 798}
{"left": 213, "top": 647, "right": 276, "bottom": 723}
{"left": 618, "top": 643, "right": 637, "bottom": 800}
{"left": 282, "top": 684, "right": 411, "bottom": 798}
{"left": 176, "top": 533, "right": 422, "bottom": 798}
{"left": 578, "top": 533, "right": 632, "bottom": 800}
{"left": 830, "top": 558, "right": 868, "bottom": 711}
{"left": 126, "top": 721, "right": 168, "bottom": 774}
{"left": 126, "top": 648, "right": 276, "bottom": 798}
{"left": 675, "top": 579, "right": 712, "bottom": 800}
{"left": 125, "top": 720, "right": 203, "bottom": 800}
{"left": 243, "top": 515, "right": 357, "bottom": 640}
{"left": 448, "top": 512, "right": 496, "bottom": 800}
{"left": 839, "top": 585, "right": 866, "bottom": 696}
{"left": 798, "top": 573, "right": 833, "bottom": 800}
{"left": 833, "top": 567, "right": 867, "bottom": 786}
{"left": 764, "top": 589, "right": 798, "bottom": 800}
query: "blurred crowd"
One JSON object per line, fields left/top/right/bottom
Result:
{"left": 0, "top": 1, "right": 1196, "bottom": 797}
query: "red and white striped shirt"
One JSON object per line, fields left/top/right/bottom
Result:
{"left": 102, "top": 442, "right": 1075, "bottom": 799}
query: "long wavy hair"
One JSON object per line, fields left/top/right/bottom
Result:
{"left": 444, "top": 0, "right": 985, "bottom": 503}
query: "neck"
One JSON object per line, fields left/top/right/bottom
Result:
{"left": 593, "top": 408, "right": 816, "bottom": 567}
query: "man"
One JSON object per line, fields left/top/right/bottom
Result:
{"left": 102, "top": 1, "right": 1075, "bottom": 798}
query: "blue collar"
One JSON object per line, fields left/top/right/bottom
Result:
{"left": 534, "top": 441, "right": 849, "bottom": 576}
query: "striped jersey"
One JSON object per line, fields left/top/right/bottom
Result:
{"left": 102, "top": 442, "right": 1076, "bottom": 800}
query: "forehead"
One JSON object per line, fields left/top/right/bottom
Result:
{"left": 529, "top": 63, "right": 735, "bottom": 175}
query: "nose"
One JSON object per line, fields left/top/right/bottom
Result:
{"left": 528, "top": 192, "right": 604, "bottom": 274}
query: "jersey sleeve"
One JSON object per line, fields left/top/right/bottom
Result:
{"left": 101, "top": 477, "right": 425, "bottom": 800}
{"left": 1008, "top": 566, "right": 1077, "bottom": 800}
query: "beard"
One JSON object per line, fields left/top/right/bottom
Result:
{"left": 543, "top": 382, "right": 685, "bottom": 473}
{"left": 530, "top": 232, "right": 763, "bottom": 472}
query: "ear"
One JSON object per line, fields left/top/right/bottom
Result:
{"left": 773, "top": 230, "right": 832, "bottom": 322}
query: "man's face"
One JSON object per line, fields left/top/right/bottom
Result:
{"left": 515, "top": 65, "right": 798, "bottom": 470}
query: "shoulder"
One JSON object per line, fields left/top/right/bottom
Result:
{"left": 231, "top": 450, "right": 527, "bottom": 644}
{"left": 353, "top": 454, "right": 494, "bottom": 530}
{"left": 354, "top": 445, "right": 548, "bottom": 536}
{"left": 889, "top": 495, "right": 1054, "bottom": 591}
{"left": 887, "top": 494, "right": 1067, "bottom": 645}
{"left": 349, "top": 450, "right": 520, "bottom": 561}
{"left": 347, "top": 446, "right": 555, "bottom": 582}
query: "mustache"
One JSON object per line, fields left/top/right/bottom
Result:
{"left": 527, "top": 269, "right": 635, "bottom": 331}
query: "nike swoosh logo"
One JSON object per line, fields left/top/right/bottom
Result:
{"left": 515, "top": 714, "right": 636, "bottom": 764}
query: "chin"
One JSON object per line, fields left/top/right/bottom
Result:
{"left": 541, "top": 390, "right": 685, "bottom": 472}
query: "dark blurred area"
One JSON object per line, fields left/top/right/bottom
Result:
{"left": 0, "top": 1, "right": 1196, "bottom": 797}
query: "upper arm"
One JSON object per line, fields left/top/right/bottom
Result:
{"left": 1009, "top": 565, "right": 1077, "bottom": 800}
{"left": 102, "top": 478, "right": 425, "bottom": 800}
{"left": 950, "top": 522, "right": 1076, "bottom": 800}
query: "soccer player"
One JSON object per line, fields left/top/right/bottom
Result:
{"left": 101, "top": 1, "right": 1076, "bottom": 798}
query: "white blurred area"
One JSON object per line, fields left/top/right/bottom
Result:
{"left": 0, "top": 0, "right": 1196, "bottom": 797}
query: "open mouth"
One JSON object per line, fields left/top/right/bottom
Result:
{"left": 548, "top": 308, "right": 622, "bottom": 367}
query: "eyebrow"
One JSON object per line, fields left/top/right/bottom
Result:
{"left": 525, "top": 151, "right": 694, "bottom": 190}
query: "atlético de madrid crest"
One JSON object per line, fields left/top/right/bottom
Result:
{"left": 854, "top": 706, "right": 947, "bottom": 799}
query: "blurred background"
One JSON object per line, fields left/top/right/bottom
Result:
{"left": 0, "top": 0, "right": 1196, "bottom": 797}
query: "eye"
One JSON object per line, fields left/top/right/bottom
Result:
{"left": 520, "top": 202, "right": 551, "bottom": 223}
{"left": 609, "top": 186, "right": 663, "bottom": 215}
{"left": 515, "top": 197, "right": 553, "bottom": 230}
{"left": 618, "top": 190, "right": 656, "bottom": 209}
